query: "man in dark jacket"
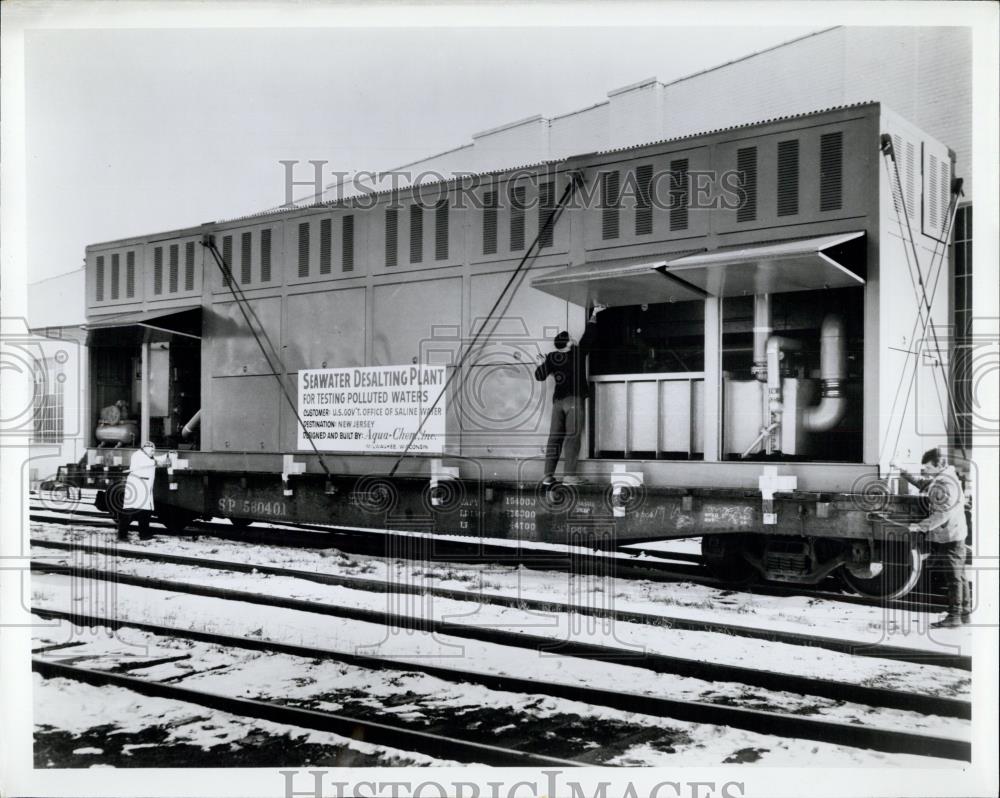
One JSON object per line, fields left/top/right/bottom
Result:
{"left": 892, "top": 447, "right": 971, "bottom": 628}
{"left": 535, "top": 304, "right": 605, "bottom": 486}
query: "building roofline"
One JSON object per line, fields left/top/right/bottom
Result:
{"left": 661, "top": 26, "right": 841, "bottom": 89}
{"left": 549, "top": 100, "right": 610, "bottom": 123}
{"left": 607, "top": 76, "right": 661, "bottom": 97}
{"left": 472, "top": 113, "right": 546, "bottom": 139}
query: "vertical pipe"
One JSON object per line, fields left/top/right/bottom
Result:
{"left": 703, "top": 297, "right": 722, "bottom": 461}
{"left": 752, "top": 293, "right": 771, "bottom": 381}
{"left": 140, "top": 339, "right": 150, "bottom": 445}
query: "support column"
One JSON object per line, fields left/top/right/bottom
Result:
{"left": 703, "top": 297, "right": 722, "bottom": 462}
{"left": 140, "top": 339, "right": 150, "bottom": 446}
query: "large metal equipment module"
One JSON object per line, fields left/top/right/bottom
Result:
{"left": 61, "top": 102, "right": 964, "bottom": 599}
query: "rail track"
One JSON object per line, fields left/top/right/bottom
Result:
{"left": 31, "top": 537, "right": 970, "bottom": 671}
{"left": 32, "top": 658, "right": 579, "bottom": 767}
{"left": 30, "top": 602, "right": 970, "bottom": 762}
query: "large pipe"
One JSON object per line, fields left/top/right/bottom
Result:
{"left": 765, "top": 336, "right": 802, "bottom": 397}
{"left": 803, "top": 315, "right": 848, "bottom": 432}
{"left": 751, "top": 294, "right": 771, "bottom": 381}
{"left": 764, "top": 336, "right": 802, "bottom": 453}
{"left": 181, "top": 409, "right": 201, "bottom": 439}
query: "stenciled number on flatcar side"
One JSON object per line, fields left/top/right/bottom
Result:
{"left": 217, "top": 496, "right": 287, "bottom": 518}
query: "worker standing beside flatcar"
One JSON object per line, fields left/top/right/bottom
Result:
{"left": 535, "top": 303, "right": 605, "bottom": 486}
{"left": 117, "top": 441, "right": 171, "bottom": 542}
{"left": 892, "top": 448, "right": 971, "bottom": 628}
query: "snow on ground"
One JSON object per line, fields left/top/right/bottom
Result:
{"left": 32, "top": 673, "right": 450, "bottom": 767}
{"left": 35, "top": 546, "right": 970, "bottom": 702}
{"left": 30, "top": 618, "right": 952, "bottom": 768}
{"left": 30, "top": 521, "right": 973, "bottom": 662}
{"left": 31, "top": 573, "right": 969, "bottom": 743}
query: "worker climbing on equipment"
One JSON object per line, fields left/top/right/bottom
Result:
{"left": 117, "top": 441, "right": 171, "bottom": 543}
{"left": 891, "top": 448, "right": 971, "bottom": 628}
{"left": 535, "top": 303, "right": 605, "bottom": 487}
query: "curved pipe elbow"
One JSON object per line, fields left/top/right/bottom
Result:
{"left": 803, "top": 396, "right": 847, "bottom": 432}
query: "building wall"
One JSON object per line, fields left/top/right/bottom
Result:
{"left": 24, "top": 325, "right": 89, "bottom": 487}
{"left": 27, "top": 270, "right": 88, "bottom": 485}
{"left": 549, "top": 103, "right": 609, "bottom": 160}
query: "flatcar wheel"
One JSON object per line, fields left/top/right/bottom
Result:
{"left": 229, "top": 518, "right": 254, "bottom": 529}
{"left": 841, "top": 541, "right": 925, "bottom": 600}
{"left": 701, "top": 534, "right": 756, "bottom": 585}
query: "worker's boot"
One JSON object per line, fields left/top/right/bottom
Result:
{"left": 931, "top": 613, "right": 963, "bottom": 629}
{"left": 961, "top": 581, "right": 973, "bottom": 624}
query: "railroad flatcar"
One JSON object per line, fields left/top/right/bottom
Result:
{"left": 59, "top": 102, "right": 966, "bottom": 599}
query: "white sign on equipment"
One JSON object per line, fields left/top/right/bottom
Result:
{"left": 297, "top": 364, "right": 447, "bottom": 454}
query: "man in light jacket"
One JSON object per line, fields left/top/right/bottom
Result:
{"left": 892, "top": 447, "right": 971, "bottom": 628}
{"left": 117, "top": 441, "right": 171, "bottom": 542}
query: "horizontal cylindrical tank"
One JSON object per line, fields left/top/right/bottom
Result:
{"left": 96, "top": 421, "right": 138, "bottom": 446}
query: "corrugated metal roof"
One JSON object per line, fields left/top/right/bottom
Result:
{"left": 217, "top": 101, "right": 879, "bottom": 226}
{"left": 593, "top": 101, "right": 877, "bottom": 156}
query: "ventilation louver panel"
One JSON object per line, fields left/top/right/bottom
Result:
{"left": 889, "top": 134, "right": 918, "bottom": 222}
{"left": 601, "top": 171, "right": 620, "bottom": 240}
{"left": 939, "top": 158, "right": 951, "bottom": 233}
{"left": 736, "top": 147, "right": 757, "bottom": 222}
{"left": 385, "top": 208, "right": 398, "bottom": 267}
{"left": 237, "top": 233, "right": 250, "bottom": 284}
{"left": 320, "top": 218, "right": 332, "bottom": 274}
{"left": 510, "top": 186, "right": 526, "bottom": 251}
{"left": 435, "top": 200, "right": 449, "bottom": 260}
{"left": 110, "top": 254, "right": 120, "bottom": 300}
{"left": 928, "top": 153, "right": 940, "bottom": 232}
{"left": 905, "top": 141, "right": 916, "bottom": 218}
{"left": 184, "top": 242, "right": 195, "bottom": 291}
{"left": 342, "top": 216, "right": 354, "bottom": 272}
{"left": 635, "top": 166, "right": 653, "bottom": 236}
{"left": 169, "top": 244, "right": 179, "bottom": 292}
{"left": 410, "top": 205, "right": 423, "bottom": 264}
{"left": 95, "top": 256, "right": 105, "bottom": 301}
{"left": 538, "top": 181, "right": 556, "bottom": 247}
{"left": 221, "top": 237, "right": 232, "bottom": 287}
{"left": 669, "top": 159, "right": 689, "bottom": 231}
{"left": 483, "top": 191, "right": 498, "bottom": 255}
{"left": 298, "top": 222, "right": 310, "bottom": 277}
{"left": 154, "top": 247, "right": 164, "bottom": 294}
{"left": 776, "top": 140, "right": 799, "bottom": 217}
{"left": 819, "top": 132, "right": 843, "bottom": 212}
{"left": 126, "top": 251, "right": 136, "bottom": 298}
{"left": 260, "top": 229, "right": 272, "bottom": 282}
{"left": 922, "top": 149, "right": 954, "bottom": 241}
